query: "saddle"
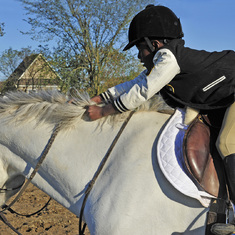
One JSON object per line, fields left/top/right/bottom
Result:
{"left": 183, "top": 114, "right": 227, "bottom": 198}
{"left": 183, "top": 115, "right": 235, "bottom": 234}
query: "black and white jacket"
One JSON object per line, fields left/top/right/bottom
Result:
{"left": 101, "top": 39, "right": 235, "bottom": 112}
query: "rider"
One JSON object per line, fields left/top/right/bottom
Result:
{"left": 87, "top": 5, "right": 235, "bottom": 206}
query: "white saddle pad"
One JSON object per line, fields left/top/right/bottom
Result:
{"left": 157, "top": 108, "right": 215, "bottom": 207}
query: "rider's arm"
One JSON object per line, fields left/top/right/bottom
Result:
{"left": 112, "top": 48, "right": 180, "bottom": 113}
{"left": 88, "top": 48, "right": 180, "bottom": 120}
{"left": 100, "top": 71, "right": 148, "bottom": 103}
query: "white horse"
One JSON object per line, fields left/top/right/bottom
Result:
{"left": 0, "top": 90, "right": 210, "bottom": 235}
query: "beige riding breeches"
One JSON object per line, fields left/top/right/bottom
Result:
{"left": 216, "top": 101, "right": 235, "bottom": 158}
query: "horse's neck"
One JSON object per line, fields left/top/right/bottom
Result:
{"left": 1, "top": 110, "right": 171, "bottom": 215}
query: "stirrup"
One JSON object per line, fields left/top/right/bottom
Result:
{"left": 209, "top": 200, "right": 235, "bottom": 235}
{"left": 211, "top": 223, "right": 235, "bottom": 235}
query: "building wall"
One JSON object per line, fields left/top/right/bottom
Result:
{"left": 17, "top": 55, "right": 61, "bottom": 92}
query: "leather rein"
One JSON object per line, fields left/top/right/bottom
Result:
{"left": 79, "top": 111, "right": 135, "bottom": 235}
{"left": 0, "top": 123, "right": 61, "bottom": 235}
{"left": 0, "top": 181, "right": 25, "bottom": 193}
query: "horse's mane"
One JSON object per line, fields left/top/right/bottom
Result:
{"left": 0, "top": 90, "right": 173, "bottom": 129}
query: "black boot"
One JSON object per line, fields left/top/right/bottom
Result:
{"left": 224, "top": 154, "right": 235, "bottom": 204}
{"left": 210, "top": 155, "right": 235, "bottom": 235}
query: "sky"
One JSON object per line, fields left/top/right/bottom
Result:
{"left": 0, "top": 0, "right": 235, "bottom": 79}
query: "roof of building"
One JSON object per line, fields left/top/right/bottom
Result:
{"left": 8, "top": 54, "right": 61, "bottom": 82}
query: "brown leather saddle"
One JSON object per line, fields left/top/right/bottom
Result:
{"left": 183, "top": 115, "right": 227, "bottom": 199}
{"left": 181, "top": 115, "right": 231, "bottom": 234}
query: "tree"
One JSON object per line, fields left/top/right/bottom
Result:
{"left": 0, "top": 47, "right": 36, "bottom": 93}
{"left": 98, "top": 48, "right": 143, "bottom": 93}
{"left": 0, "top": 47, "right": 34, "bottom": 78}
{"left": 20, "top": 0, "right": 151, "bottom": 95}
{"left": 0, "top": 23, "right": 4, "bottom": 37}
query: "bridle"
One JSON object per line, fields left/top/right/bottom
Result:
{"left": 0, "top": 180, "right": 25, "bottom": 193}
{"left": 0, "top": 178, "right": 51, "bottom": 216}
{"left": 0, "top": 122, "right": 61, "bottom": 235}
{"left": 0, "top": 179, "right": 51, "bottom": 235}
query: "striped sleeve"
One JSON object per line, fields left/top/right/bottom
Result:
{"left": 100, "top": 90, "right": 113, "bottom": 103}
{"left": 113, "top": 97, "right": 129, "bottom": 113}
{"left": 100, "top": 91, "right": 129, "bottom": 113}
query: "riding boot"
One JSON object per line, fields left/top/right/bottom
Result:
{"left": 211, "top": 155, "right": 235, "bottom": 235}
{"left": 224, "top": 154, "right": 235, "bottom": 204}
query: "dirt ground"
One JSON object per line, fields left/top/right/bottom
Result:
{"left": 0, "top": 183, "right": 90, "bottom": 235}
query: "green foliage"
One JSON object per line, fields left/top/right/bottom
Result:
{"left": 0, "top": 47, "right": 34, "bottom": 78}
{"left": 0, "top": 80, "right": 17, "bottom": 94}
{"left": 19, "top": 0, "right": 151, "bottom": 95}
{"left": 98, "top": 49, "right": 144, "bottom": 94}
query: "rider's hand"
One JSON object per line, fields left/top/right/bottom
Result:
{"left": 87, "top": 105, "right": 103, "bottom": 120}
{"left": 91, "top": 95, "right": 103, "bottom": 104}
{"left": 87, "top": 104, "right": 117, "bottom": 121}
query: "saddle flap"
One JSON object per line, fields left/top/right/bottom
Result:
{"left": 184, "top": 116, "right": 221, "bottom": 197}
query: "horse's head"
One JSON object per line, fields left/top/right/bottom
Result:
{"left": 0, "top": 160, "right": 25, "bottom": 207}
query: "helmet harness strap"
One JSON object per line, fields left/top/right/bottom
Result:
{"left": 144, "top": 37, "right": 155, "bottom": 52}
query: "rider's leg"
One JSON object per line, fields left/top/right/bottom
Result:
{"left": 216, "top": 101, "right": 235, "bottom": 203}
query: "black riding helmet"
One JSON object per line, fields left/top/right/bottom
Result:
{"left": 123, "top": 5, "right": 184, "bottom": 51}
